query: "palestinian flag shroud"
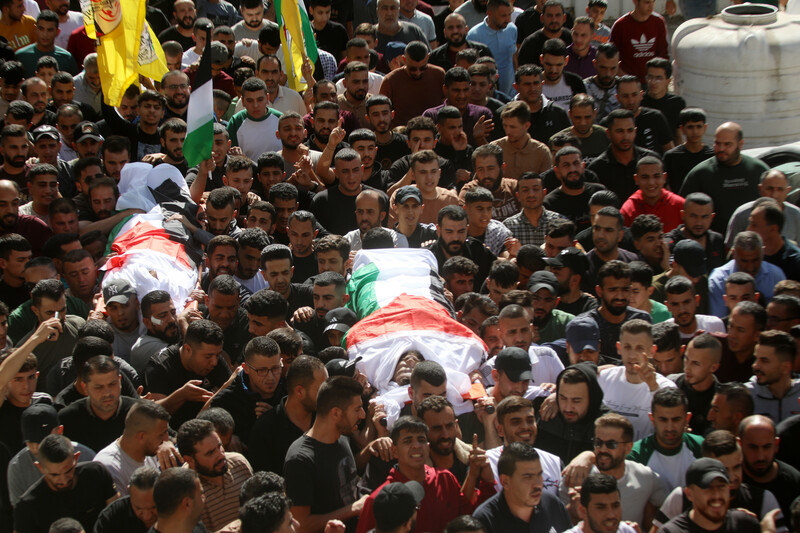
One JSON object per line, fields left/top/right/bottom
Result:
{"left": 346, "top": 294, "right": 487, "bottom": 417}
{"left": 346, "top": 248, "right": 454, "bottom": 320}
{"left": 183, "top": 27, "right": 214, "bottom": 168}
{"left": 101, "top": 163, "right": 200, "bottom": 311}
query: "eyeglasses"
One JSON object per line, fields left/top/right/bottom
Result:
{"left": 593, "top": 438, "right": 630, "bottom": 450}
{"left": 246, "top": 362, "right": 282, "bottom": 376}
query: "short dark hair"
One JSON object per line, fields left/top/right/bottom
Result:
{"left": 679, "top": 108, "right": 707, "bottom": 126}
{"left": 286, "top": 354, "right": 326, "bottom": 391}
{"left": 79, "top": 355, "right": 120, "bottom": 384}
{"left": 702, "top": 429, "right": 738, "bottom": 458}
{"left": 141, "top": 290, "right": 171, "bottom": 319}
{"left": 240, "top": 493, "right": 291, "bottom": 533}
{"left": 580, "top": 472, "right": 619, "bottom": 508}
{"left": 497, "top": 442, "right": 539, "bottom": 478}
{"left": 445, "top": 515, "right": 485, "bottom": 533}
{"left": 630, "top": 214, "right": 662, "bottom": 240}
{"left": 487, "top": 260, "right": 519, "bottom": 288}
{"left": 665, "top": 275, "right": 695, "bottom": 296}
{"left": 37, "top": 434, "right": 73, "bottom": 464}
{"left": 243, "top": 289, "right": 288, "bottom": 319}
{"left": 628, "top": 261, "right": 653, "bottom": 288}
{"left": 197, "top": 407, "right": 235, "bottom": 436}
{"left": 652, "top": 321, "right": 681, "bottom": 353}
{"left": 244, "top": 336, "right": 280, "bottom": 363}
{"left": 389, "top": 416, "right": 428, "bottom": 443}
{"left": 183, "top": 319, "right": 224, "bottom": 349}
{"left": 0, "top": 233, "right": 31, "bottom": 260}
{"left": 541, "top": 38, "right": 567, "bottom": 57}
{"left": 261, "top": 243, "right": 293, "bottom": 269}
{"left": 438, "top": 205, "right": 467, "bottom": 226}
{"left": 410, "top": 360, "right": 447, "bottom": 389}
{"left": 153, "top": 468, "right": 200, "bottom": 516}
{"left": 31, "top": 278, "right": 65, "bottom": 308}
{"left": 595, "top": 206, "right": 623, "bottom": 228}
{"left": 733, "top": 301, "right": 767, "bottom": 330}
{"left": 315, "top": 376, "right": 363, "bottom": 417}
{"left": 239, "top": 471, "right": 285, "bottom": 506}
{"left": 757, "top": 329, "right": 796, "bottom": 363}
{"left": 716, "top": 382, "right": 754, "bottom": 418}
{"left": 176, "top": 418, "right": 216, "bottom": 456}
{"left": 442, "top": 256, "right": 478, "bottom": 279}
{"left": 646, "top": 57, "right": 672, "bottom": 78}
{"left": 651, "top": 387, "right": 687, "bottom": 412}
{"left": 596, "top": 260, "right": 630, "bottom": 287}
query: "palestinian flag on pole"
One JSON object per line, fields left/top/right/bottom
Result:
{"left": 183, "top": 27, "right": 214, "bottom": 168}
{"left": 346, "top": 248, "right": 453, "bottom": 320}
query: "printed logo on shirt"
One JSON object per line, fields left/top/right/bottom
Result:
{"left": 631, "top": 34, "right": 656, "bottom": 58}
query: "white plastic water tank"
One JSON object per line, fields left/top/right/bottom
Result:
{"left": 672, "top": 4, "right": 800, "bottom": 148}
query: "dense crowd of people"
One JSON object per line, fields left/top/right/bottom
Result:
{"left": 0, "top": 0, "right": 797, "bottom": 533}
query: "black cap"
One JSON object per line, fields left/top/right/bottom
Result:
{"left": 495, "top": 347, "right": 532, "bottom": 382}
{"left": 21, "top": 403, "right": 59, "bottom": 443}
{"left": 395, "top": 185, "right": 423, "bottom": 205}
{"left": 544, "top": 247, "right": 590, "bottom": 274}
{"left": 673, "top": 239, "right": 707, "bottom": 278}
{"left": 685, "top": 458, "right": 729, "bottom": 488}
{"left": 75, "top": 121, "right": 102, "bottom": 143}
{"left": 32, "top": 124, "right": 59, "bottom": 143}
{"left": 373, "top": 481, "right": 425, "bottom": 530}
{"left": 324, "top": 307, "right": 357, "bottom": 334}
{"left": 527, "top": 270, "right": 558, "bottom": 295}
{"left": 325, "top": 356, "right": 363, "bottom": 378}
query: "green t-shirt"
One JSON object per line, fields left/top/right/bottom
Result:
{"left": 538, "top": 308, "right": 575, "bottom": 343}
{"left": 650, "top": 300, "right": 672, "bottom": 323}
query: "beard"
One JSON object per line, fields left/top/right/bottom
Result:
{"left": 562, "top": 173, "right": 585, "bottom": 190}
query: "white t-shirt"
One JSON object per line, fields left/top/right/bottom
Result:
{"left": 487, "top": 445, "right": 564, "bottom": 498}
{"left": 542, "top": 76, "right": 574, "bottom": 112}
{"left": 563, "top": 522, "right": 639, "bottom": 533}
{"left": 481, "top": 345, "right": 564, "bottom": 386}
{"left": 56, "top": 11, "right": 84, "bottom": 49}
{"left": 336, "top": 71, "right": 384, "bottom": 98}
{"left": 667, "top": 314, "right": 727, "bottom": 342}
{"left": 235, "top": 271, "right": 269, "bottom": 294}
{"left": 598, "top": 366, "right": 677, "bottom": 441}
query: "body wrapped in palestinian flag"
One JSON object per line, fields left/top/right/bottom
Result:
{"left": 345, "top": 249, "right": 488, "bottom": 424}
{"left": 101, "top": 163, "right": 202, "bottom": 311}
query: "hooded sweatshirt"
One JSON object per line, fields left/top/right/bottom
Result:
{"left": 535, "top": 362, "right": 609, "bottom": 463}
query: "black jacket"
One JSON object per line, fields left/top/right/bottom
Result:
{"left": 535, "top": 362, "right": 609, "bottom": 463}
{"left": 429, "top": 40, "right": 493, "bottom": 71}
{"left": 210, "top": 370, "right": 284, "bottom": 444}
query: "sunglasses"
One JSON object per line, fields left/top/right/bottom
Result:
{"left": 593, "top": 439, "right": 630, "bottom": 450}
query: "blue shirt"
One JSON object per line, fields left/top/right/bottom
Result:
{"left": 708, "top": 259, "right": 786, "bottom": 317}
{"left": 467, "top": 18, "right": 517, "bottom": 95}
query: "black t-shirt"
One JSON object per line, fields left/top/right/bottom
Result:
{"left": 642, "top": 92, "right": 686, "bottom": 135}
{"left": 672, "top": 374, "right": 717, "bottom": 436}
{"left": 473, "top": 490, "right": 572, "bottom": 533}
{"left": 376, "top": 132, "right": 411, "bottom": 171}
{"left": 248, "top": 397, "right": 314, "bottom": 474}
{"left": 582, "top": 305, "right": 651, "bottom": 362}
{"left": 94, "top": 496, "right": 149, "bottom": 533}
{"left": 314, "top": 21, "right": 349, "bottom": 60}
{"left": 0, "top": 395, "right": 51, "bottom": 454}
{"left": 557, "top": 292, "right": 598, "bottom": 316}
{"left": 660, "top": 510, "right": 760, "bottom": 533}
{"left": 518, "top": 29, "right": 573, "bottom": 64}
{"left": 743, "top": 460, "right": 800, "bottom": 520}
{"left": 0, "top": 278, "right": 30, "bottom": 311}
{"left": 59, "top": 396, "right": 139, "bottom": 453}
{"left": 158, "top": 26, "right": 197, "bottom": 51}
{"left": 543, "top": 182, "right": 606, "bottom": 232}
{"left": 397, "top": 223, "right": 437, "bottom": 249}
{"left": 199, "top": 305, "right": 250, "bottom": 365}
{"left": 663, "top": 144, "right": 714, "bottom": 192}
{"left": 284, "top": 434, "right": 360, "bottom": 532}
{"left": 287, "top": 283, "right": 314, "bottom": 319}
{"left": 777, "top": 415, "right": 800, "bottom": 472}
{"left": 529, "top": 101, "right": 571, "bottom": 144}
{"left": 145, "top": 345, "right": 232, "bottom": 429}
{"left": 14, "top": 462, "right": 117, "bottom": 533}
{"left": 292, "top": 252, "right": 319, "bottom": 284}
{"left": 310, "top": 185, "right": 377, "bottom": 236}
{"left": 600, "top": 107, "right": 671, "bottom": 154}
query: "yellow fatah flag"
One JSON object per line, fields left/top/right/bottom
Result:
{"left": 81, "top": 0, "right": 168, "bottom": 106}
{"left": 275, "top": 0, "right": 318, "bottom": 92}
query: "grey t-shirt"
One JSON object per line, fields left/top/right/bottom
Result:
{"left": 8, "top": 442, "right": 96, "bottom": 506}
{"left": 93, "top": 439, "right": 159, "bottom": 496}
{"left": 560, "top": 460, "right": 668, "bottom": 527}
